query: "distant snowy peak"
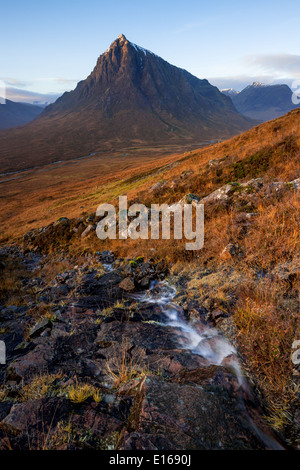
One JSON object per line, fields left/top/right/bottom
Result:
{"left": 221, "top": 88, "right": 239, "bottom": 96}
{"left": 248, "top": 82, "right": 266, "bottom": 89}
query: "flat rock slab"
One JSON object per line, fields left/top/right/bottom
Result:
{"left": 122, "top": 377, "right": 265, "bottom": 450}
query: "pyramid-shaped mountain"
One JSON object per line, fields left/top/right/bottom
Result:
{"left": 0, "top": 34, "right": 254, "bottom": 173}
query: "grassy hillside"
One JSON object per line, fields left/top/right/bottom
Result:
{"left": 0, "top": 108, "right": 299, "bottom": 446}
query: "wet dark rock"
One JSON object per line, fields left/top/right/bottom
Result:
{"left": 6, "top": 341, "right": 55, "bottom": 382}
{"left": 50, "top": 284, "right": 70, "bottom": 298}
{"left": 123, "top": 264, "right": 133, "bottom": 276}
{"left": 98, "top": 250, "right": 115, "bottom": 264}
{"left": 29, "top": 318, "right": 52, "bottom": 339}
{"left": 139, "top": 277, "right": 150, "bottom": 289}
{"left": 76, "top": 270, "right": 122, "bottom": 298}
{"left": 0, "top": 398, "right": 69, "bottom": 440}
{"left": 0, "top": 402, "right": 12, "bottom": 423}
{"left": 121, "top": 376, "right": 264, "bottom": 450}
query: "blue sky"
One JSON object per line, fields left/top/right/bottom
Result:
{"left": 1, "top": 0, "right": 300, "bottom": 103}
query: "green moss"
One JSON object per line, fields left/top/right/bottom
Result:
{"left": 129, "top": 260, "right": 137, "bottom": 268}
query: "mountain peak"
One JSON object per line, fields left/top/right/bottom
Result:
{"left": 104, "top": 34, "right": 129, "bottom": 54}
{"left": 251, "top": 82, "right": 265, "bottom": 88}
{"left": 0, "top": 38, "right": 254, "bottom": 172}
{"left": 117, "top": 33, "right": 127, "bottom": 42}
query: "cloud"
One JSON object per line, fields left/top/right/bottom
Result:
{"left": 1, "top": 77, "right": 31, "bottom": 88}
{"left": 5, "top": 87, "right": 62, "bottom": 105}
{"left": 244, "top": 54, "right": 300, "bottom": 78}
{"left": 0, "top": 76, "right": 79, "bottom": 104}
{"left": 35, "top": 77, "right": 79, "bottom": 84}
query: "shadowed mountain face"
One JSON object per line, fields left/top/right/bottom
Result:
{"left": 229, "top": 82, "right": 299, "bottom": 122}
{"left": 0, "top": 34, "right": 254, "bottom": 173}
{"left": 0, "top": 99, "right": 42, "bottom": 130}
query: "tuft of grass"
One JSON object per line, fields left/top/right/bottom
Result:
{"left": 66, "top": 378, "right": 102, "bottom": 404}
{"left": 20, "top": 372, "right": 64, "bottom": 401}
{"left": 105, "top": 339, "right": 148, "bottom": 389}
{"left": 234, "top": 283, "right": 298, "bottom": 430}
{"left": 49, "top": 420, "right": 119, "bottom": 450}
{"left": 0, "top": 386, "right": 7, "bottom": 402}
{"left": 114, "top": 300, "right": 125, "bottom": 309}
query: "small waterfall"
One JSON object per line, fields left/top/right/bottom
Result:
{"left": 135, "top": 280, "right": 285, "bottom": 450}
{"left": 137, "top": 280, "right": 245, "bottom": 385}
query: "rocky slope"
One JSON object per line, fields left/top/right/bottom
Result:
{"left": 0, "top": 247, "right": 289, "bottom": 450}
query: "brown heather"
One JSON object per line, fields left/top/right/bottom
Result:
{"left": 0, "top": 108, "right": 299, "bottom": 437}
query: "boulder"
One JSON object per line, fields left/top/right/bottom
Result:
{"left": 200, "top": 184, "right": 234, "bottom": 204}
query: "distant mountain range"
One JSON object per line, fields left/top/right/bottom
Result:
{"left": 222, "top": 82, "right": 300, "bottom": 121}
{"left": 0, "top": 34, "right": 254, "bottom": 174}
{"left": 0, "top": 99, "right": 43, "bottom": 130}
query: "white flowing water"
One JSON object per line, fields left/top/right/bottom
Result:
{"left": 134, "top": 279, "right": 285, "bottom": 450}
{"left": 136, "top": 280, "right": 245, "bottom": 386}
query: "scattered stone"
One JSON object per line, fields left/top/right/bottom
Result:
{"left": 289, "top": 177, "right": 300, "bottom": 190}
{"left": 149, "top": 181, "right": 168, "bottom": 193}
{"left": 220, "top": 243, "right": 241, "bottom": 259}
{"left": 50, "top": 284, "right": 70, "bottom": 298}
{"left": 81, "top": 224, "right": 94, "bottom": 239}
{"left": 29, "top": 317, "right": 52, "bottom": 339}
{"left": 200, "top": 184, "right": 234, "bottom": 204}
{"left": 271, "top": 259, "right": 300, "bottom": 282}
{"left": 119, "top": 277, "right": 135, "bottom": 292}
{"left": 185, "top": 194, "right": 200, "bottom": 205}
{"left": 180, "top": 169, "right": 194, "bottom": 179}
{"left": 210, "top": 309, "right": 227, "bottom": 322}
{"left": 140, "top": 276, "right": 150, "bottom": 288}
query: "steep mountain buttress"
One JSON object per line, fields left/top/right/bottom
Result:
{"left": 0, "top": 34, "right": 255, "bottom": 173}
